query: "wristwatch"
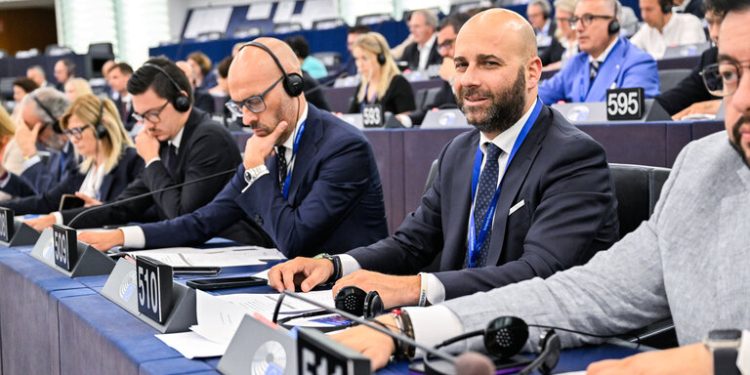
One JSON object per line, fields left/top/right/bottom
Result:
{"left": 313, "top": 253, "right": 341, "bottom": 285}
{"left": 243, "top": 164, "right": 269, "bottom": 184}
{"left": 704, "top": 329, "right": 742, "bottom": 375}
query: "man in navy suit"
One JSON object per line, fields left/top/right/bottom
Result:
{"left": 79, "top": 38, "right": 388, "bottom": 257}
{"left": 269, "top": 9, "right": 619, "bottom": 307}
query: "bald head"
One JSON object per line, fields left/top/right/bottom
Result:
{"left": 458, "top": 9, "right": 538, "bottom": 63}
{"left": 231, "top": 37, "right": 302, "bottom": 82}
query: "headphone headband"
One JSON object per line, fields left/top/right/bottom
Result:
{"left": 239, "top": 41, "right": 305, "bottom": 97}
{"left": 141, "top": 62, "right": 191, "bottom": 112}
{"left": 32, "top": 95, "right": 63, "bottom": 134}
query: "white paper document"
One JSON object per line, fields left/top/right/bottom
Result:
{"left": 155, "top": 331, "right": 228, "bottom": 359}
{"left": 126, "top": 246, "right": 285, "bottom": 268}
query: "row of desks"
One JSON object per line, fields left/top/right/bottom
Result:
{"left": 0, "top": 242, "right": 643, "bottom": 375}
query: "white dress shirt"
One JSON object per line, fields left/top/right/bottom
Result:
{"left": 629, "top": 13, "right": 706, "bottom": 59}
{"left": 417, "top": 34, "right": 437, "bottom": 71}
{"left": 339, "top": 101, "right": 538, "bottom": 305}
{"left": 51, "top": 162, "right": 106, "bottom": 225}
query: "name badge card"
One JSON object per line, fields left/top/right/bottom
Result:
{"left": 136, "top": 256, "right": 173, "bottom": 324}
{"left": 52, "top": 225, "right": 78, "bottom": 271}
{"left": 362, "top": 103, "right": 384, "bottom": 128}
{"left": 606, "top": 87, "right": 644, "bottom": 121}
{"left": 0, "top": 207, "right": 14, "bottom": 243}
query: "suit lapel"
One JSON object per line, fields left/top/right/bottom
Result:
{"left": 484, "top": 107, "right": 550, "bottom": 266}
{"left": 447, "top": 131, "right": 480, "bottom": 270}
{"left": 99, "top": 172, "right": 115, "bottom": 201}
{"left": 287, "top": 106, "right": 322, "bottom": 204}
{"left": 586, "top": 39, "right": 625, "bottom": 101}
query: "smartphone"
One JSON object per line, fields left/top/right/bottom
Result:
{"left": 173, "top": 266, "right": 221, "bottom": 275}
{"left": 186, "top": 275, "right": 267, "bottom": 290}
{"left": 59, "top": 194, "right": 85, "bottom": 211}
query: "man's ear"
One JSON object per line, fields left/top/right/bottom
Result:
{"left": 526, "top": 56, "right": 543, "bottom": 88}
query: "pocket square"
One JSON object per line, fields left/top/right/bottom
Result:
{"left": 509, "top": 200, "right": 525, "bottom": 216}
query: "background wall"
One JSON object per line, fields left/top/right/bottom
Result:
{"left": 0, "top": 8, "right": 56, "bottom": 55}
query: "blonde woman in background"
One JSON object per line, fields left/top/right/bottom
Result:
{"left": 541, "top": 0, "right": 579, "bottom": 70}
{"left": 64, "top": 78, "right": 93, "bottom": 102}
{"left": 0, "top": 106, "right": 16, "bottom": 201}
{"left": 347, "top": 32, "right": 416, "bottom": 116}
{"left": 7, "top": 95, "right": 144, "bottom": 230}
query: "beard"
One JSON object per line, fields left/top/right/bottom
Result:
{"left": 730, "top": 115, "right": 750, "bottom": 168}
{"left": 457, "top": 67, "right": 527, "bottom": 134}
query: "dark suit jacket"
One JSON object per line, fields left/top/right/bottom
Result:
{"left": 138, "top": 104, "right": 389, "bottom": 257}
{"left": 302, "top": 71, "right": 331, "bottom": 112}
{"left": 347, "top": 75, "right": 416, "bottom": 115}
{"left": 61, "top": 108, "right": 265, "bottom": 245}
{"left": 114, "top": 96, "right": 136, "bottom": 131}
{"left": 1, "top": 143, "right": 78, "bottom": 198}
{"left": 540, "top": 37, "right": 565, "bottom": 66}
{"left": 409, "top": 80, "right": 457, "bottom": 125}
{"left": 679, "top": 0, "right": 704, "bottom": 20}
{"left": 400, "top": 40, "right": 442, "bottom": 71}
{"left": 2, "top": 148, "right": 143, "bottom": 215}
{"left": 346, "top": 104, "right": 619, "bottom": 299}
{"left": 655, "top": 46, "right": 718, "bottom": 115}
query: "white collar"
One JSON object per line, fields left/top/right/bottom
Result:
{"left": 478, "top": 100, "right": 537, "bottom": 155}
{"left": 589, "top": 37, "right": 619, "bottom": 64}
{"left": 419, "top": 34, "right": 437, "bottom": 51}
{"left": 673, "top": 0, "right": 689, "bottom": 12}
{"left": 281, "top": 103, "right": 309, "bottom": 151}
{"left": 169, "top": 126, "right": 185, "bottom": 151}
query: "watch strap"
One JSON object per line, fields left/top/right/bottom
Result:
{"left": 715, "top": 347, "right": 741, "bottom": 375}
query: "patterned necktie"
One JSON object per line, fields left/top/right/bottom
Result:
{"left": 467, "top": 142, "right": 503, "bottom": 268}
{"left": 276, "top": 146, "right": 288, "bottom": 186}
{"left": 590, "top": 60, "right": 600, "bottom": 83}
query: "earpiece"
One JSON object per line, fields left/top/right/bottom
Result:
{"left": 32, "top": 96, "right": 63, "bottom": 134}
{"left": 142, "top": 63, "right": 191, "bottom": 112}
{"left": 239, "top": 41, "right": 305, "bottom": 97}
{"left": 608, "top": 0, "right": 622, "bottom": 35}
{"left": 659, "top": 0, "right": 672, "bottom": 14}
{"left": 334, "top": 286, "right": 384, "bottom": 319}
{"left": 94, "top": 99, "right": 108, "bottom": 139}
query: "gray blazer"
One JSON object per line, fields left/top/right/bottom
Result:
{"left": 441, "top": 130, "right": 750, "bottom": 351}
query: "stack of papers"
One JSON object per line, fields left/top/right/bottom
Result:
{"left": 156, "top": 288, "right": 335, "bottom": 359}
{"left": 126, "top": 246, "right": 285, "bottom": 268}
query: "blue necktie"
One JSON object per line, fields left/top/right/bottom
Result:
{"left": 468, "top": 142, "right": 502, "bottom": 267}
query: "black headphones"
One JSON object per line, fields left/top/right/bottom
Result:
{"left": 32, "top": 96, "right": 63, "bottom": 134}
{"left": 334, "top": 286, "right": 384, "bottom": 319}
{"left": 374, "top": 37, "right": 387, "bottom": 66}
{"left": 93, "top": 99, "right": 108, "bottom": 139}
{"left": 659, "top": 0, "right": 673, "bottom": 14}
{"left": 240, "top": 41, "right": 305, "bottom": 97}
{"left": 141, "top": 63, "right": 191, "bottom": 113}
{"left": 608, "top": 1, "right": 622, "bottom": 35}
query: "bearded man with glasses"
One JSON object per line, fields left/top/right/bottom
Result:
{"left": 538, "top": 0, "right": 659, "bottom": 104}
{"left": 78, "top": 38, "right": 388, "bottom": 258}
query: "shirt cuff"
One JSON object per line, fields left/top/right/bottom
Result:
{"left": 52, "top": 212, "right": 63, "bottom": 225}
{"left": 21, "top": 155, "right": 41, "bottom": 171}
{"left": 337, "top": 254, "right": 361, "bottom": 277}
{"left": 738, "top": 330, "right": 750, "bottom": 375}
{"left": 120, "top": 225, "right": 146, "bottom": 248}
{"left": 145, "top": 157, "right": 161, "bottom": 168}
{"left": 404, "top": 305, "right": 464, "bottom": 358}
{"left": 0, "top": 172, "right": 10, "bottom": 188}
{"left": 420, "top": 272, "right": 447, "bottom": 305}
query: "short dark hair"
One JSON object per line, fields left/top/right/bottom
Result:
{"left": 12, "top": 77, "right": 39, "bottom": 94}
{"left": 127, "top": 57, "right": 193, "bottom": 105}
{"left": 284, "top": 35, "right": 310, "bottom": 59}
{"left": 57, "top": 58, "right": 76, "bottom": 75}
{"left": 347, "top": 25, "right": 370, "bottom": 35}
{"left": 108, "top": 62, "right": 133, "bottom": 76}
{"left": 438, "top": 12, "right": 470, "bottom": 33}
{"left": 217, "top": 56, "right": 233, "bottom": 79}
{"left": 708, "top": 0, "right": 750, "bottom": 17}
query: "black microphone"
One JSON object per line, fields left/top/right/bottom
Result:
{"left": 280, "top": 290, "right": 457, "bottom": 364}
{"left": 67, "top": 168, "right": 237, "bottom": 227}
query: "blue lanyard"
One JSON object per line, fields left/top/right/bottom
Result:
{"left": 281, "top": 120, "right": 306, "bottom": 200}
{"left": 466, "top": 99, "right": 542, "bottom": 268}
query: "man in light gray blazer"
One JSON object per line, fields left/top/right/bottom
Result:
{"left": 331, "top": 0, "right": 750, "bottom": 373}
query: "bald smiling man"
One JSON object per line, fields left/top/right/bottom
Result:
{"left": 79, "top": 38, "right": 388, "bottom": 257}
{"left": 269, "top": 8, "right": 618, "bottom": 316}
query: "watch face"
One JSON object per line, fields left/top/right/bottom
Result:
{"left": 244, "top": 169, "right": 253, "bottom": 183}
{"left": 709, "top": 329, "right": 742, "bottom": 341}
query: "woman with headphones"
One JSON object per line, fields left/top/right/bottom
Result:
{"left": 347, "top": 32, "right": 416, "bottom": 116}
{"left": 5, "top": 94, "right": 144, "bottom": 223}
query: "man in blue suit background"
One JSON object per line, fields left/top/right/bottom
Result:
{"left": 79, "top": 38, "right": 388, "bottom": 257}
{"left": 538, "top": 0, "right": 659, "bottom": 104}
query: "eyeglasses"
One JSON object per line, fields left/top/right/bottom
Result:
{"left": 225, "top": 76, "right": 284, "bottom": 117}
{"left": 438, "top": 39, "right": 455, "bottom": 51}
{"left": 62, "top": 124, "right": 91, "bottom": 140}
{"left": 132, "top": 101, "right": 169, "bottom": 124}
{"left": 701, "top": 61, "right": 750, "bottom": 97}
{"left": 569, "top": 14, "right": 613, "bottom": 30}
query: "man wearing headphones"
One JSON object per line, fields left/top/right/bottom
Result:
{"left": 0, "top": 87, "right": 74, "bottom": 198}
{"left": 630, "top": 0, "right": 706, "bottom": 59}
{"left": 35, "top": 58, "right": 271, "bottom": 247}
{"left": 527, "top": 0, "right": 556, "bottom": 48}
{"left": 538, "top": 0, "right": 659, "bottom": 103}
{"left": 78, "top": 38, "right": 388, "bottom": 258}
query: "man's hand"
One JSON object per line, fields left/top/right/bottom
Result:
{"left": 78, "top": 229, "right": 124, "bottom": 252}
{"left": 243, "top": 121, "right": 288, "bottom": 169}
{"left": 16, "top": 122, "right": 42, "bottom": 159}
{"left": 587, "top": 343, "right": 711, "bottom": 375}
{"left": 24, "top": 214, "right": 56, "bottom": 232}
{"left": 74, "top": 192, "right": 102, "bottom": 207}
{"left": 135, "top": 128, "right": 160, "bottom": 162}
{"left": 333, "top": 270, "right": 421, "bottom": 309}
{"left": 267, "top": 257, "right": 333, "bottom": 292}
{"left": 330, "top": 314, "right": 398, "bottom": 371}
{"left": 672, "top": 100, "right": 722, "bottom": 120}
